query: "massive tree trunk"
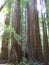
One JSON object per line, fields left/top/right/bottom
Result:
{"left": 29, "top": 0, "right": 42, "bottom": 61}
{"left": 42, "top": 20, "right": 48, "bottom": 65}
{"left": 1, "top": 13, "right": 10, "bottom": 61}
{"left": 13, "top": 0, "right": 21, "bottom": 34}
{"left": 46, "top": 11, "right": 49, "bottom": 64}
{"left": 46, "top": 11, "right": 49, "bottom": 62}
{"left": 40, "top": 0, "right": 48, "bottom": 64}
{"left": 47, "top": 13, "right": 49, "bottom": 65}
{"left": 1, "top": 32, "right": 9, "bottom": 61}
{"left": 48, "top": 22, "right": 49, "bottom": 44}
{"left": 10, "top": 0, "right": 22, "bottom": 64}
{"left": 26, "top": 2, "right": 33, "bottom": 60}
{"left": 42, "top": 13, "right": 48, "bottom": 65}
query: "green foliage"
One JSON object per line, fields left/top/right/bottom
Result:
{"left": 4, "top": 24, "right": 22, "bottom": 44}
{"left": 18, "top": 57, "right": 28, "bottom": 65}
{"left": 6, "top": 0, "right": 14, "bottom": 13}
{"left": 18, "top": 58, "right": 37, "bottom": 65}
{"left": 7, "top": 63, "right": 14, "bottom": 65}
{"left": 29, "top": 59, "right": 33, "bottom": 65}
{"left": 45, "top": 0, "right": 49, "bottom": 23}
{"left": 4, "top": 0, "right": 22, "bottom": 45}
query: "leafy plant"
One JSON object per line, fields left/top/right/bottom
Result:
{"left": 18, "top": 57, "right": 28, "bottom": 65}
{"left": 7, "top": 63, "right": 14, "bottom": 65}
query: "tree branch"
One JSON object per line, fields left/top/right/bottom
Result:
{"left": 0, "top": 2, "right": 6, "bottom": 11}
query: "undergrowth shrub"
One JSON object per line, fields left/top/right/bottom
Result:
{"left": 18, "top": 57, "right": 29, "bottom": 65}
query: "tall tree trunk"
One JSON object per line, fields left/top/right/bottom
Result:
{"left": 13, "top": 0, "right": 21, "bottom": 34}
{"left": 26, "top": 2, "right": 33, "bottom": 60}
{"left": 29, "top": 0, "right": 42, "bottom": 61}
{"left": 48, "top": 20, "right": 49, "bottom": 44}
{"left": 40, "top": 0, "right": 48, "bottom": 64}
{"left": 42, "top": 21, "right": 48, "bottom": 65}
{"left": 10, "top": 0, "right": 22, "bottom": 64}
{"left": 48, "top": 22, "right": 49, "bottom": 42}
{"left": 46, "top": 11, "right": 49, "bottom": 61}
{"left": 48, "top": 22, "right": 49, "bottom": 43}
{"left": 42, "top": 13, "right": 48, "bottom": 65}
{"left": 1, "top": 13, "right": 10, "bottom": 62}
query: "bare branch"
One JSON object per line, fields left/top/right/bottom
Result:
{"left": 0, "top": 2, "right": 6, "bottom": 11}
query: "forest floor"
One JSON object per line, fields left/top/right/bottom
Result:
{"left": 0, "top": 63, "right": 10, "bottom": 65}
{"left": 0, "top": 61, "right": 49, "bottom": 65}
{"left": 0, "top": 60, "right": 7, "bottom": 64}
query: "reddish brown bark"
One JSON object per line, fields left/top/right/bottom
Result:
{"left": 40, "top": 0, "right": 48, "bottom": 64}
{"left": 1, "top": 13, "right": 10, "bottom": 61}
{"left": 1, "top": 33, "right": 8, "bottom": 60}
{"left": 29, "top": 0, "right": 42, "bottom": 61}
{"left": 10, "top": 36, "right": 23, "bottom": 63}
{"left": 11, "top": 0, "right": 22, "bottom": 64}
{"left": 42, "top": 14, "right": 48, "bottom": 65}
{"left": 26, "top": 2, "right": 33, "bottom": 60}
{"left": 13, "top": 0, "right": 21, "bottom": 34}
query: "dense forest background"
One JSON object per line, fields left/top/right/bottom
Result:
{"left": 0, "top": 0, "right": 49, "bottom": 65}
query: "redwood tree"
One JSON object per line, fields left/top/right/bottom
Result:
{"left": 40, "top": 0, "right": 48, "bottom": 64}
{"left": 1, "top": 13, "right": 10, "bottom": 61}
{"left": 42, "top": 13, "right": 48, "bottom": 65}
{"left": 13, "top": 0, "right": 21, "bottom": 34}
{"left": 41, "top": 8, "right": 48, "bottom": 65}
{"left": 10, "top": 0, "right": 22, "bottom": 64}
{"left": 29, "top": 0, "right": 42, "bottom": 61}
{"left": 25, "top": 2, "right": 33, "bottom": 60}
